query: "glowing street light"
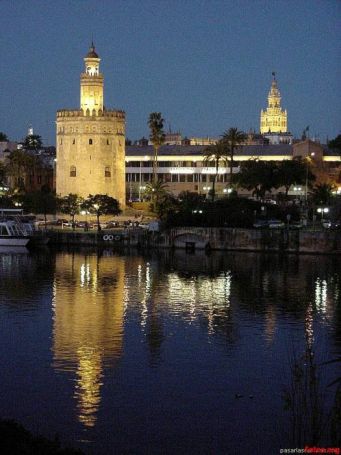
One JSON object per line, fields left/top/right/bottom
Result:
{"left": 317, "top": 207, "right": 329, "bottom": 224}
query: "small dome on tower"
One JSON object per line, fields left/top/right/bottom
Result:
{"left": 86, "top": 42, "right": 99, "bottom": 58}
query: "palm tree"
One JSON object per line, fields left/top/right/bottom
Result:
{"left": 23, "top": 134, "right": 42, "bottom": 151}
{"left": 145, "top": 180, "right": 168, "bottom": 200}
{"left": 203, "top": 140, "right": 227, "bottom": 201}
{"left": 221, "top": 127, "right": 247, "bottom": 187}
{"left": 148, "top": 112, "right": 165, "bottom": 184}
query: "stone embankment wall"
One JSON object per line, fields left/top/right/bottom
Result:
{"left": 48, "top": 228, "right": 341, "bottom": 254}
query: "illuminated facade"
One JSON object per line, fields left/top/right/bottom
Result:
{"left": 125, "top": 142, "right": 340, "bottom": 199}
{"left": 260, "top": 74, "right": 288, "bottom": 134}
{"left": 56, "top": 43, "right": 126, "bottom": 206}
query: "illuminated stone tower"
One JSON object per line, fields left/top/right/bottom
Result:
{"left": 260, "top": 73, "right": 287, "bottom": 134}
{"left": 56, "top": 43, "right": 126, "bottom": 206}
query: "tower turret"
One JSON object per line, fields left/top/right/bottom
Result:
{"left": 80, "top": 42, "right": 104, "bottom": 113}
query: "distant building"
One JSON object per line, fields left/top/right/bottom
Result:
{"left": 0, "top": 140, "right": 17, "bottom": 158}
{"left": 163, "top": 132, "right": 182, "bottom": 145}
{"left": 125, "top": 142, "right": 340, "bottom": 199}
{"left": 260, "top": 74, "right": 288, "bottom": 135}
{"left": 188, "top": 137, "right": 218, "bottom": 146}
{"left": 56, "top": 43, "right": 126, "bottom": 206}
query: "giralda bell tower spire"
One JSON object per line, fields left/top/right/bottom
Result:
{"left": 260, "top": 72, "right": 288, "bottom": 134}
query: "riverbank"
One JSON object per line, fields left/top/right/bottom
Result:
{"left": 46, "top": 227, "right": 341, "bottom": 254}
{"left": 0, "top": 419, "right": 83, "bottom": 454}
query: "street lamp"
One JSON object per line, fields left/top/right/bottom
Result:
{"left": 139, "top": 185, "right": 146, "bottom": 201}
{"left": 317, "top": 207, "right": 329, "bottom": 226}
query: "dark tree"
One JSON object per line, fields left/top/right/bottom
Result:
{"left": 22, "top": 191, "right": 57, "bottom": 227}
{"left": 154, "top": 192, "right": 179, "bottom": 221}
{"left": 203, "top": 140, "right": 228, "bottom": 201}
{"left": 81, "top": 194, "right": 121, "bottom": 231}
{"left": 0, "top": 161, "right": 7, "bottom": 185}
{"left": 23, "top": 134, "right": 42, "bottom": 150}
{"left": 148, "top": 112, "right": 165, "bottom": 183}
{"left": 328, "top": 134, "right": 341, "bottom": 158}
{"left": 310, "top": 183, "right": 335, "bottom": 206}
{"left": 277, "top": 159, "right": 308, "bottom": 197}
{"left": 178, "top": 191, "right": 205, "bottom": 212}
{"left": 236, "top": 159, "right": 279, "bottom": 199}
{"left": 144, "top": 180, "right": 169, "bottom": 212}
{"left": 57, "top": 194, "right": 84, "bottom": 226}
{"left": 221, "top": 127, "right": 247, "bottom": 186}
{"left": 0, "top": 132, "right": 9, "bottom": 141}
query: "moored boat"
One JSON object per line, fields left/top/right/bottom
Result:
{"left": 0, "top": 219, "right": 30, "bottom": 247}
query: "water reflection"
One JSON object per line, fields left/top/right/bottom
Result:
{"left": 1, "top": 247, "right": 341, "bottom": 453}
{"left": 123, "top": 251, "right": 234, "bottom": 364}
{"left": 0, "top": 249, "right": 54, "bottom": 307}
{"left": 52, "top": 251, "right": 125, "bottom": 427}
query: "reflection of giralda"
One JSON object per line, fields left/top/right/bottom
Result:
{"left": 52, "top": 252, "right": 124, "bottom": 427}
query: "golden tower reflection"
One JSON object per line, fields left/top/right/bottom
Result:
{"left": 52, "top": 252, "right": 125, "bottom": 427}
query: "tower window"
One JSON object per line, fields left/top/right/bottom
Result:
{"left": 89, "top": 139, "right": 93, "bottom": 145}
{"left": 107, "top": 139, "right": 109, "bottom": 145}
{"left": 70, "top": 166, "right": 76, "bottom": 177}
{"left": 73, "top": 139, "right": 75, "bottom": 144}
{"left": 105, "top": 166, "right": 111, "bottom": 177}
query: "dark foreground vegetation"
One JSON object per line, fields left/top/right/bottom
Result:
{"left": 0, "top": 419, "right": 83, "bottom": 455}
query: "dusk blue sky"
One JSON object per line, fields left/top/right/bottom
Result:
{"left": 1, "top": 0, "right": 340, "bottom": 145}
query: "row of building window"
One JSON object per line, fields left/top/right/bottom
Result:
{"left": 60, "top": 139, "right": 111, "bottom": 145}
{"left": 70, "top": 166, "right": 111, "bottom": 177}
{"left": 58, "top": 126, "right": 115, "bottom": 134}
{"left": 127, "top": 161, "right": 238, "bottom": 168}
{"left": 126, "top": 173, "right": 229, "bottom": 183}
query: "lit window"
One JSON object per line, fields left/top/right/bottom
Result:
{"left": 105, "top": 166, "right": 111, "bottom": 177}
{"left": 89, "top": 139, "right": 92, "bottom": 145}
{"left": 70, "top": 166, "right": 76, "bottom": 177}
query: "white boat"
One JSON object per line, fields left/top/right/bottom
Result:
{"left": 0, "top": 209, "right": 31, "bottom": 247}
{"left": 0, "top": 219, "right": 30, "bottom": 247}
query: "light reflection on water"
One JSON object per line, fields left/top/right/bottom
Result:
{"left": 52, "top": 252, "right": 124, "bottom": 427}
{"left": 0, "top": 248, "right": 340, "bottom": 453}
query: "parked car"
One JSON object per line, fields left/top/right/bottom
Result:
{"left": 105, "top": 221, "right": 120, "bottom": 229}
{"left": 76, "top": 221, "right": 94, "bottom": 229}
{"left": 56, "top": 218, "right": 69, "bottom": 225}
{"left": 268, "top": 219, "right": 285, "bottom": 229}
{"left": 289, "top": 222, "right": 303, "bottom": 229}
{"left": 253, "top": 220, "right": 268, "bottom": 228}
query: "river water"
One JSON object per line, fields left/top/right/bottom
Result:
{"left": 0, "top": 247, "right": 340, "bottom": 454}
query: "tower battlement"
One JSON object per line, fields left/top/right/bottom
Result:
{"left": 57, "top": 109, "right": 125, "bottom": 119}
